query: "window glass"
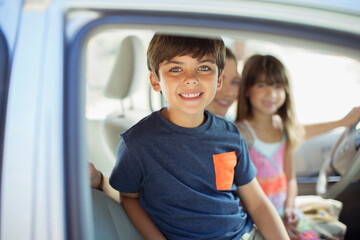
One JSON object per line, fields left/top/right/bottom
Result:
{"left": 225, "top": 40, "right": 360, "bottom": 124}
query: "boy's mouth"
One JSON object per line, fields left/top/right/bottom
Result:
{"left": 179, "top": 90, "right": 203, "bottom": 100}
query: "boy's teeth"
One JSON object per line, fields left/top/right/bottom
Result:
{"left": 181, "top": 93, "right": 200, "bottom": 98}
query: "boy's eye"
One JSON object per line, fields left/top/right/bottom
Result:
{"left": 170, "top": 67, "right": 182, "bottom": 72}
{"left": 198, "top": 65, "right": 211, "bottom": 71}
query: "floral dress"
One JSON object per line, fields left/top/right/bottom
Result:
{"left": 240, "top": 120, "right": 320, "bottom": 240}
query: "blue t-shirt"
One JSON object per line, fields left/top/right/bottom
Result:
{"left": 110, "top": 110, "right": 257, "bottom": 240}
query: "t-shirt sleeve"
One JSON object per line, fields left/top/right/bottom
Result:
{"left": 109, "top": 139, "right": 143, "bottom": 193}
{"left": 233, "top": 136, "right": 257, "bottom": 186}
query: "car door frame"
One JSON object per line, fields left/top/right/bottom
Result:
{"left": 0, "top": 0, "right": 23, "bottom": 234}
{"left": 65, "top": 7, "right": 360, "bottom": 240}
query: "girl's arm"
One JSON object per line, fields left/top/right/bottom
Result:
{"left": 238, "top": 178, "right": 289, "bottom": 240}
{"left": 303, "top": 106, "right": 360, "bottom": 140}
{"left": 284, "top": 148, "right": 297, "bottom": 213}
{"left": 283, "top": 148, "right": 301, "bottom": 239}
{"left": 121, "top": 193, "right": 166, "bottom": 240}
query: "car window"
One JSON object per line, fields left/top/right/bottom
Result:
{"left": 225, "top": 40, "right": 360, "bottom": 124}
{"left": 85, "top": 29, "right": 360, "bottom": 128}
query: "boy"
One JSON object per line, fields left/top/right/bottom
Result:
{"left": 93, "top": 33, "right": 288, "bottom": 240}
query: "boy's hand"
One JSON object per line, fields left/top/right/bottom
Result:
{"left": 89, "top": 162, "right": 102, "bottom": 188}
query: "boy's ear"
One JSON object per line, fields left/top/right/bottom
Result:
{"left": 149, "top": 71, "right": 161, "bottom": 92}
{"left": 217, "top": 70, "right": 224, "bottom": 90}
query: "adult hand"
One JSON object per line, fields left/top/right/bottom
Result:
{"left": 89, "top": 162, "right": 102, "bottom": 189}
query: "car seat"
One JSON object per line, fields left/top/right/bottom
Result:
{"left": 102, "top": 35, "right": 150, "bottom": 157}
{"left": 92, "top": 189, "right": 143, "bottom": 240}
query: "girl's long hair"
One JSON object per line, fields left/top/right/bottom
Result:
{"left": 236, "top": 54, "right": 303, "bottom": 150}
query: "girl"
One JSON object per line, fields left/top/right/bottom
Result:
{"left": 235, "top": 54, "right": 303, "bottom": 239}
{"left": 234, "top": 54, "right": 354, "bottom": 240}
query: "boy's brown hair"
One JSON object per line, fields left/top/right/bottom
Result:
{"left": 147, "top": 33, "right": 226, "bottom": 79}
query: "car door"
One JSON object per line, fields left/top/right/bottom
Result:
{"left": 0, "top": 0, "right": 23, "bottom": 234}
{"left": 0, "top": 1, "right": 72, "bottom": 239}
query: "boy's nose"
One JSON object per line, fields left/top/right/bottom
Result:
{"left": 184, "top": 76, "right": 199, "bottom": 85}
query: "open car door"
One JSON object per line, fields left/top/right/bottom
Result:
{"left": 0, "top": 0, "right": 23, "bottom": 233}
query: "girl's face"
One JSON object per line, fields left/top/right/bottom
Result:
{"left": 247, "top": 74, "right": 286, "bottom": 116}
{"left": 206, "top": 57, "right": 240, "bottom": 117}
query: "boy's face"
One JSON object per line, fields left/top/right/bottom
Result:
{"left": 150, "top": 54, "right": 223, "bottom": 124}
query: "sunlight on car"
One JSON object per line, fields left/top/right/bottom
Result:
{"left": 289, "top": 53, "right": 360, "bottom": 124}
{"left": 227, "top": 40, "right": 360, "bottom": 125}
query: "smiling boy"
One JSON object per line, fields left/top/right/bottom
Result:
{"left": 107, "top": 33, "right": 288, "bottom": 240}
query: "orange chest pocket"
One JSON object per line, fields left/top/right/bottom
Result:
{"left": 213, "top": 151, "right": 237, "bottom": 191}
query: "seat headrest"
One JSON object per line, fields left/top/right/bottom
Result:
{"left": 104, "top": 36, "right": 146, "bottom": 100}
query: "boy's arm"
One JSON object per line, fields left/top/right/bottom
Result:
{"left": 237, "top": 178, "right": 289, "bottom": 240}
{"left": 120, "top": 193, "right": 166, "bottom": 240}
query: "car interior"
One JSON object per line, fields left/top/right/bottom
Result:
{"left": 65, "top": 10, "right": 360, "bottom": 239}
